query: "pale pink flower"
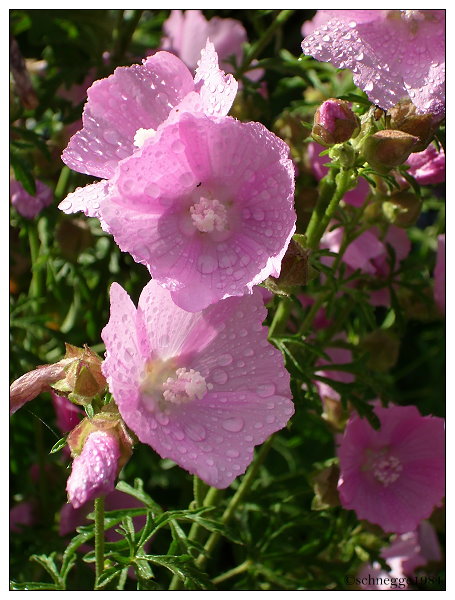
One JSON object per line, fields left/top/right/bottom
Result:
{"left": 406, "top": 144, "right": 445, "bottom": 185}
{"left": 101, "top": 280, "right": 294, "bottom": 488}
{"left": 59, "top": 42, "right": 237, "bottom": 221}
{"left": 337, "top": 403, "right": 445, "bottom": 533}
{"left": 308, "top": 142, "right": 369, "bottom": 207}
{"left": 320, "top": 224, "right": 411, "bottom": 307}
{"left": 66, "top": 430, "right": 121, "bottom": 508}
{"left": 95, "top": 112, "right": 296, "bottom": 312}
{"left": 302, "top": 10, "right": 445, "bottom": 118}
{"left": 358, "top": 521, "right": 442, "bottom": 590}
{"left": 10, "top": 179, "right": 53, "bottom": 219}
{"left": 162, "top": 10, "right": 263, "bottom": 82}
{"left": 434, "top": 234, "right": 445, "bottom": 315}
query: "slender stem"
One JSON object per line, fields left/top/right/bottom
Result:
{"left": 315, "top": 169, "right": 352, "bottom": 246}
{"left": 195, "top": 436, "right": 275, "bottom": 571}
{"left": 304, "top": 168, "right": 337, "bottom": 250}
{"left": 193, "top": 475, "right": 207, "bottom": 509}
{"left": 27, "top": 223, "right": 43, "bottom": 307}
{"left": 112, "top": 10, "right": 143, "bottom": 63}
{"left": 94, "top": 496, "right": 105, "bottom": 589}
{"left": 268, "top": 297, "right": 292, "bottom": 340}
{"left": 237, "top": 10, "right": 294, "bottom": 76}
{"left": 212, "top": 559, "right": 252, "bottom": 586}
{"left": 54, "top": 166, "right": 71, "bottom": 203}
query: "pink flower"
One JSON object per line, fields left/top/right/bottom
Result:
{"left": 302, "top": 10, "right": 445, "bottom": 118}
{"left": 406, "top": 144, "right": 445, "bottom": 185}
{"left": 101, "top": 280, "right": 294, "bottom": 488}
{"left": 308, "top": 143, "right": 369, "bottom": 207}
{"left": 358, "top": 521, "right": 442, "bottom": 590}
{"left": 337, "top": 403, "right": 445, "bottom": 533}
{"left": 96, "top": 112, "right": 295, "bottom": 311}
{"left": 162, "top": 10, "right": 244, "bottom": 74}
{"left": 66, "top": 430, "right": 121, "bottom": 508}
{"left": 434, "top": 234, "right": 445, "bottom": 315}
{"left": 320, "top": 224, "right": 411, "bottom": 307}
{"left": 10, "top": 179, "right": 53, "bottom": 219}
{"left": 60, "top": 42, "right": 237, "bottom": 185}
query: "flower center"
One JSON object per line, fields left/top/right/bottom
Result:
{"left": 140, "top": 360, "right": 211, "bottom": 412}
{"left": 162, "top": 368, "right": 210, "bottom": 404}
{"left": 190, "top": 196, "right": 228, "bottom": 233}
{"left": 370, "top": 451, "right": 403, "bottom": 487}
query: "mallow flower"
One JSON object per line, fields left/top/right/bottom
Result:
{"left": 337, "top": 403, "right": 445, "bottom": 533}
{"left": 59, "top": 41, "right": 238, "bottom": 218}
{"left": 10, "top": 179, "right": 53, "bottom": 219}
{"left": 101, "top": 280, "right": 294, "bottom": 488}
{"left": 406, "top": 144, "right": 445, "bottom": 186}
{"left": 302, "top": 10, "right": 445, "bottom": 118}
{"left": 95, "top": 112, "right": 295, "bottom": 311}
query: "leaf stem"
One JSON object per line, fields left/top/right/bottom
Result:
{"left": 94, "top": 496, "right": 105, "bottom": 589}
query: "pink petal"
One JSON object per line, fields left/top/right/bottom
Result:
{"left": 194, "top": 40, "right": 238, "bottom": 117}
{"left": 62, "top": 52, "right": 194, "bottom": 179}
{"left": 58, "top": 180, "right": 111, "bottom": 220}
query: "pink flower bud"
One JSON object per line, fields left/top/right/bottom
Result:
{"left": 66, "top": 431, "right": 121, "bottom": 508}
{"left": 312, "top": 98, "right": 360, "bottom": 146}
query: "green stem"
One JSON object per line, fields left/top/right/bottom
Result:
{"left": 316, "top": 169, "right": 353, "bottom": 245}
{"left": 237, "top": 10, "right": 294, "bottom": 76}
{"left": 54, "top": 166, "right": 71, "bottom": 203}
{"left": 268, "top": 297, "right": 292, "bottom": 340}
{"left": 94, "top": 496, "right": 105, "bottom": 589}
{"left": 304, "top": 168, "right": 337, "bottom": 250}
{"left": 195, "top": 436, "right": 275, "bottom": 571}
{"left": 28, "top": 223, "right": 43, "bottom": 306}
{"left": 212, "top": 559, "right": 252, "bottom": 586}
{"left": 112, "top": 10, "right": 143, "bottom": 63}
{"left": 193, "top": 475, "right": 207, "bottom": 509}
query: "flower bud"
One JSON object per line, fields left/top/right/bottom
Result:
{"left": 388, "top": 99, "right": 440, "bottom": 152}
{"left": 312, "top": 98, "right": 360, "bottom": 146}
{"left": 362, "top": 130, "right": 419, "bottom": 172}
{"left": 52, "top": 344, "right": 107, "bottom": 405}
{"left": 265, "top": 238, "right": 311, "bottom": 295}
{"left": 66, "top": 430, "right": 121, "bottom": 508}
{"left": 381, "top": 191, "right": 422, "bottom": 228}
{"left": 311, "top": 462, "right": 340, "bottom": 510}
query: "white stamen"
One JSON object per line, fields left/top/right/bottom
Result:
{"left": 190, "top": 196, "right": 228, "bottom": 233}
{"left": 163, "top": 368, "right": 210, "bottom": 404}
{"left": 134, "top": 127, "right": 156, "bottom": 148}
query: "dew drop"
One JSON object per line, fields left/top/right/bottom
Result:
{"left": 197, "top": 254, "right": 218, "bottom": 274}
{"left": 222, "top": 417, "right": 244, "bottom": 433}
{"left": 184, "top": 423, "right": 207, "bottom": 441}
{"left": 226, "top": 448, "right": 240, "bottom": 458}
{"left": 218, "top": 353, "right": 233, "bottom": 366}
{"left": 257, "top": 383, "right": 275, "bottom": 398}
{"left": 212, "top": 369, "right": 228, "bottom": 384}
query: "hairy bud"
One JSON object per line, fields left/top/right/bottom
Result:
{"left": 362, "top": 130, "right": 419, "bottom": 172}
{"left": 388, "top": 99, "right": 440, "bottom": 152}
{"left": 381, "top": 191, "right": 422, "bottom": 228}
{"left": 312, "top": 99, "right": 360, "bottom": 146}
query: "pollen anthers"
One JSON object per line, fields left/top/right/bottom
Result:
{"left": 133, "top": 128, "right": 157, "bottom": 148}
{"left": 364, "top": 447, "right": 403, "bottom": 487}
{"left": 140, "top": 359, "right": 211, "bottom": 411}
{"left": 190, "top": 195, "right": 228, "bottom": 233}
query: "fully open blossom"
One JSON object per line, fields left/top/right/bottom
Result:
{"left": 94, "top": 112, "right": 296, "bottom": 311}
{"left": 66, "top": 430, "right": 121, "bottom": 508}
{"left": 434, "top": 234, "right": 445, "bottom": 315}
{"left": 302, "top": 10, "right": 445, "bottom": 118}
{"left": 337, "top": 403, "right": 445, "bottom": 533}
{"left": 101, "top": 280, "right": 294, "bottom": 488}
{"left": 407, "top": 144, "right": 445, "bottom": 185}
{"left": 59, "top": 41, "right": 237, "bottom": 216}
{"left": 10, "top": 179, "right": 53, "bottom": 219}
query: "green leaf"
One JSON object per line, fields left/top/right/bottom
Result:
{"left": 116, "top": 479, "right": 162, "bottom": 514}
{"left": 142, "top": 554, "right": 214, "bottom": 590}
{"left": 10, "top": 581, "right": 61, "bottom": 591}
{"left": 49, "top": 435, "right": 68, "bottom": 454}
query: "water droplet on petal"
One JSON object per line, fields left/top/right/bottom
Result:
{"left": 222, "top": 417, "right": 244, "bottom": 433}
{"left": 257, "top": 383, "right": 275, "bottom": 398}
{"left": 184, "top": 423, "right": 207, "bottom": 441}
{"left": 218, "top": 353, "right": 233, "bottom": 366}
